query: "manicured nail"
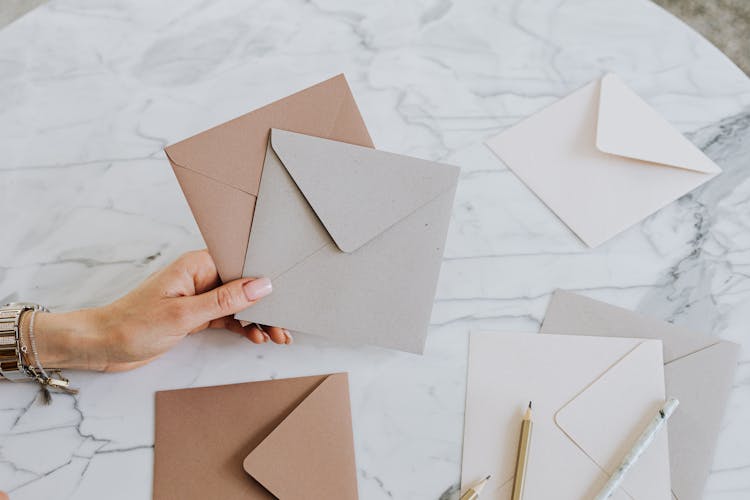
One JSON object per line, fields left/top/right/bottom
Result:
{"left": 283, "top": 330, "right": 293, "bottom": 344}
{"left": 243, "top": 277, "right": 272, "bottom": 301}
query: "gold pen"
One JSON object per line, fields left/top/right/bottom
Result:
{"left": 460, "top": 475, "right": 490, "bottom": 500}
{"left": 511, "top": 401, "right": 533, "bottom": 500}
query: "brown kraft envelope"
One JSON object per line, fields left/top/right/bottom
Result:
{"left": 153, "top": 373, "right": 358, "bottom": 499}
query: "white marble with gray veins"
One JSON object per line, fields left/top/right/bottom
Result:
{"left": 0, "top": 0, "right": 748, "bottom": 498}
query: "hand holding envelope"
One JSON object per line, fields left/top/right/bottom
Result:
{"left": 166, "top": 75, "right": 459, "bottom": 353}
{"left": 462, "top": 332, "right": 671, "bottom": 500}
{"left": 486, "top": 73, "right": 722, "bottom": 247}
{"left": 541, "top": 291, "right": 740, "bottom": 500}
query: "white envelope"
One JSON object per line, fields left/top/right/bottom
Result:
{"left": 486, "top": 74, "right": 721, "bottom": 247}
{"left": 462, "top": 332, "right": 671, "bottom": 500}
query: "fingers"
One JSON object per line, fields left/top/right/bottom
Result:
{"left": 148, "top": 250, "right": 218, "bottom": 298}
{"left": 0, "top": 491, "right": 8, "bottom": 500}
{"left": 245, "top": 324, "right": 269, "bottom": 344}
{"left": 206, "top": 317, "right": 291, "bottom": 345}
{"left": 172, "top": 277, "right": 272, "bottom": 331}
{"left": 263, "top": 325, "right": 293, "bottom": 344}
{"left": 181, "top": 250, "right": 223, "bottom": 295}
{"left": 210, "top": 318, "right": 268, "bottom": 344}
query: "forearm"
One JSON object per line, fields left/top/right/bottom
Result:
{"left": 19, "top": 309, "right": 109, "bottom": 372}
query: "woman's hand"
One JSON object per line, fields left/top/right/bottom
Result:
{"left": 23, "top": 250, "right": 291, "bottom": 372}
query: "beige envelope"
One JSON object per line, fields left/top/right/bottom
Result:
{"left": 541, "top": 291, "right": 740, "bottom": 500}
{"left": 462, "top": 332, "right": 670, "bottom": 500}
{"left": 153, "top": 373, "right": 357, "bottom": 500}
{"left": 164, "top": 74, "right": 373, "bottom": 282}
{"left": 234, "top": 129, "right": 460, "bottom": 353}
{"left": 485, "top": 73, "right": 721, "bottom": 247}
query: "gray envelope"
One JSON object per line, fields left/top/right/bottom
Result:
{"left": 234, "top": 129, "right": 459, "bottom": 353}
{"left": 541, "top": 290, "right": 740, "bottom": 500}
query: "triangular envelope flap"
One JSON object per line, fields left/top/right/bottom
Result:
{"left": 555, "top": 341, "right": 669, "bottom": 499}
{"left": 242, "top": 142, "right": 333, "bottom": 281}
{"left": 164, "top": 74, "right": 359, "bottom": 194}
{"left": 595, "top": 73, "right": 721, "bottom": 174}
{"left": 171, "top": 163, "right": 256, "bottom": 282}
{"left": 270, "top": 129, "right": 459, "bottom": 253}
{"left": 665, "top": 341, "right": 739, "bottom": 500}
{"left": 243, "top": 373, "right": 358, "bottom": 500}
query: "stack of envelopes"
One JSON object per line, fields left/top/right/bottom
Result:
{"left": 153, "top": 373, "right": 358, "bottom": 500}
{"left": 541, "top": 291, "right": 740, "bottom": 500}
{"left": 166, "top": 74, "right": 460, "bottom": 353}
{"left": 461, "top": 292, "right": 739, "bottom": 499}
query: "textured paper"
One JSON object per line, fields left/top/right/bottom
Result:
{"left": 235, "top": 129, "right": 460, "bottom": 353}
{"left": 541, "top": 291, "right": 740, "bottom": 500}
{"left": 485, "top": 73, "right": 721, "bottom": 247}
{"left": 153, "top": 373, "right": 357, "bottom": 500}
{"left": 164, "top": 74, "right": 373, "bottom": 282}
{"left": 243, "top": 374, "right": 357, "bottom": 499}
{"left": 462, "top": 332, "right": 670, "bottom": 500}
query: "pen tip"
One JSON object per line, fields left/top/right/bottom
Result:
{"left": 485, "top": 475, "right": 491, "bottom": 480}
{"left": 528, "top": 401, "right": 532, "bottom": 409}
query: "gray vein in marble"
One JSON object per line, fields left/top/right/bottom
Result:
{"left": 640, "top": 109, "right": 750, "bottom": 328}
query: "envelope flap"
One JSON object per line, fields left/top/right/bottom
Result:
{"left": 243, "top": 373, "right": 358, "bottom": 500}
{"left": 595, "top": 73, "right": 721, "bottom": 174}
{"left": 555, "top": 340, "right": 669, "bottom": 499}
{"left": 270, "top": 129, "right": 459, "bottom": 253}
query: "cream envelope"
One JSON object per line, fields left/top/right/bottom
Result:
{"left": 164, "top": 74, "right": 373, "bottom": 282}
{"left": 485, "top": 73, "right": 721, "bottom": 247}
{"left": 462, "top": 332, "right": 671, "bottom": 500}
{"left": 235, "top": 129, "right": 460, "bottom": 353}
{"left": 541, "top": 291, "right": 740, "bottom": 500}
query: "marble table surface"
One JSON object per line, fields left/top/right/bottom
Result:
{"left": 1, "top": 0, "right": 748, "bottom": 499}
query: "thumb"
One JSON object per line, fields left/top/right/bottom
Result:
{"left": 178, "top": 277, "right": 273, "bottom": 329}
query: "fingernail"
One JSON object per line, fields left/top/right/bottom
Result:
{"left": 284, "top": 329, "right": 293, "bottom": 344}
{"left": 262, "top": 332, "right": 271, "bottom": 343}
{"left": 243, "top": 277, "right": 272, "bottom": 301}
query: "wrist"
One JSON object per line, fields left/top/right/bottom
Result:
{"left": 20, "top": 309, "right": 109, "bottom": 372}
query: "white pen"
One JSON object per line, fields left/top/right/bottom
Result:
{"left": 594, "top": 398, "right": 679, "bottom": 500}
